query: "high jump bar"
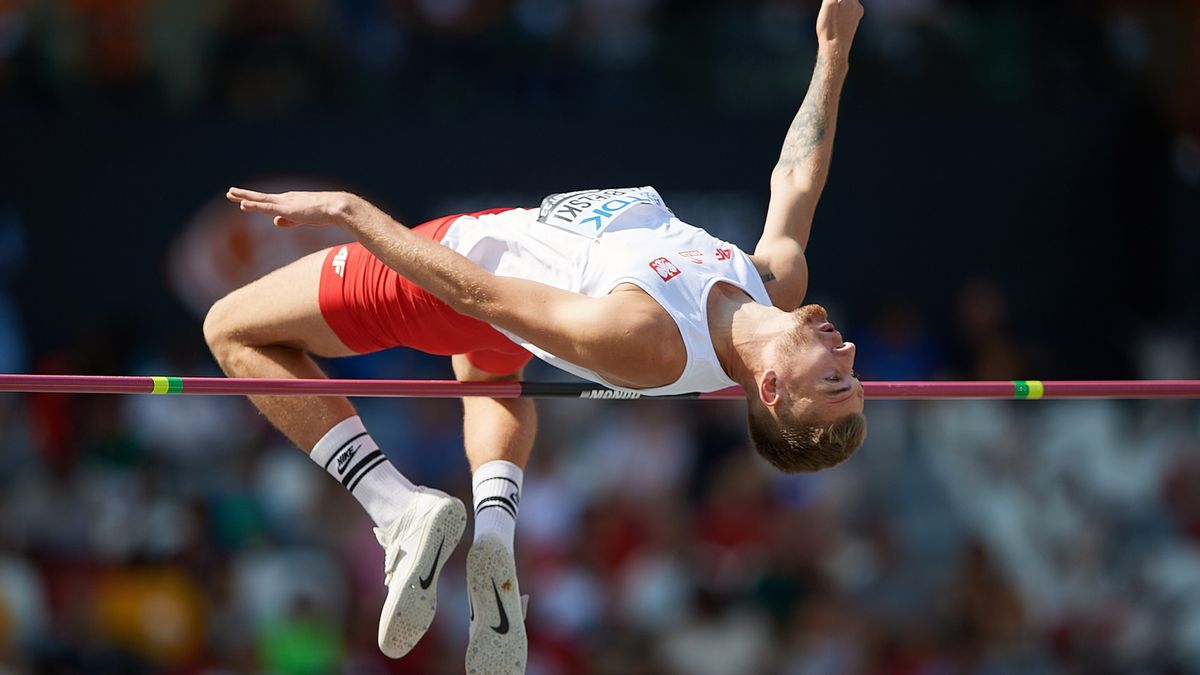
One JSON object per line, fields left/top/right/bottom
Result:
{"left": 0, "top": 375, "right": 1198, "bottom": 400}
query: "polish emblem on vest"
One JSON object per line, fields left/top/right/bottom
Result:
{"left": 649, "top": 257, "right": 681, "bottom": 282}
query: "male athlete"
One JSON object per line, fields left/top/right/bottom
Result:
{"left": 204, "top": 1, "right": 864, "bottom": 672}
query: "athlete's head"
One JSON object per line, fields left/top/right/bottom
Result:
{"left": 744, "top": 304, "right": 867, "bottom": 473}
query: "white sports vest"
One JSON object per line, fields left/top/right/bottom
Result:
{"left": 439, "top": 187, "right": 773, "bottom": 395}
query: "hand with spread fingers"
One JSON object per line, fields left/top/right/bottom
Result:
{"left": 226, "top": 187, "right": 355, "bottom": 228}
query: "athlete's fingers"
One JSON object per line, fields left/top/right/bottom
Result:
{"left": 227, "top": 188, "right": 335, "bottom": 228}
{"left": 237, "top": 199, "right": 282, "bottom": 214}
{"left": 227, "top": 186, "right": 273, "bottom": 200}
{"left": 226, "top": 187, "right": 278, "bottom": 204}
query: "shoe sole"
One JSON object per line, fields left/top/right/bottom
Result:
{"left": 466, "top": 537, "right": 527, "bottom": 675}
{"left": 377, "top": 497, "right": 467, "bottom": 658}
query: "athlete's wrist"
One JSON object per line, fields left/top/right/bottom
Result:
{"left": 326, "top": 191, "right": 361, "bottom": 226}
{"left": 815, "top": 44, "right": 850, "bottom": 77}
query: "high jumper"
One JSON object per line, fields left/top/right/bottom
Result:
{"left": 204, "top": 0, "right": 865, "bottom": 672}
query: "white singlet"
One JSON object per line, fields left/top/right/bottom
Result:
{"left": 439, "top": 187, "right": 773, "bottom": 395}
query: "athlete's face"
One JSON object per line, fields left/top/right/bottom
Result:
{"left": 775, "top": 304, "right": 864, "bottom": 422}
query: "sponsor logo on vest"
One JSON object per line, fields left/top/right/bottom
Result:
{"left": 715, "top": 247, "right": 733, "bottom": 261}
{"left": 580, "top": 389, "right": 643, "bottom": 400}
{"left": 538, "top": 187, "right": 666, "bottom": 231}
{"left": 332, "top": 245, "right": 349, "bottom": 277}
{"left": 678, "top": 249, "right": 704, "bottom": 264}
{"left": 649, "top": 257, "right": 681, "bottom": 282}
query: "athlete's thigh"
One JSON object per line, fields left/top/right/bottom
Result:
{"left": 452, "top": 354, "right": 536, "bottom": 469}
{"left": 213, "top": 248, "right": 355, "bottom": 358}
{"left": 451, "top": 354, "right": 524, "bottom": 382}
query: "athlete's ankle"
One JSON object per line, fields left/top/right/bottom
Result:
{"left": 311, "top": 415, "right": 417, "bottom": 527}
{"left": 472, "top": 460, "right": 523, "bottom": 552}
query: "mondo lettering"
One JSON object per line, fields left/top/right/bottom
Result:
{"left": 579, "top": 389, "right": 642, "bottom": 400}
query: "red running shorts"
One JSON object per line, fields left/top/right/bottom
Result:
{"left": 317, "top": 208, "right": 534, "bottom": 375}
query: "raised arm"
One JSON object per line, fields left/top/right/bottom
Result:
{"left": 755, "top": 0, "right": 862, "bottom": 307}
{"left": 226, "top": 188, "right": 679, "bottom": 386}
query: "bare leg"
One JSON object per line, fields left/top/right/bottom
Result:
{"left": 203, "top": 248, "right": 357, "bottom": 451}
{"left": 454, "top": 355, "right": 534, "bottom": 674}
{"left": 452, "top": 355, "right": 536, "bottom": 471}
{"left": 206, "top": 248, "right": 468, "bottom": 661}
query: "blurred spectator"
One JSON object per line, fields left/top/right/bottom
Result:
{"left": 68, "top": 0, "right": 152, "bottom": 98}
{"left": 209, "top": 0, "right": 338, "bottom": 116}
{"left": 122, "top": 334, "right": 252, "bottom": 466}
{"left": 257, "top": 596, "right": 343, "bottom": 675}
{"left": 778, "top": 590, "right": 867, "bottom": 675}
{"left": 854, "top": 297, "right": 942, "bottom": 381}
{"left": 1163, "top": 450, "right": 1200, "bottom": 543}
{"left": 91, "top": 564, "right": 207, "bottom": 664}
{"left": 575, "top": 0, "right": 659, "bottom": 70}
{"left": 942, "top": 540, "right": 1026, "bottom": 667}
{"left": 0, "top": 555, "right": 47, "bottom": 655}
{"left": 657, "top": 588, "right": 773, "bottom": 675}
{"left": 0, "top": 0, "right": 26, "bottom": 67}
{"left": 948, "top": 278, "right": 1031, "bottom": 380}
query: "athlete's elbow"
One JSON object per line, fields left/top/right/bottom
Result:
{"left": 450, "top": 283, "right": 497, "bottom": 321}
{"left": 770, "top": 167, "right": 821, "bottom": 196}
{"left": 449, "top": 293, "right": 482, "bottom": 319}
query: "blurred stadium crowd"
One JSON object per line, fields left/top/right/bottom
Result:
{"left": 0, "top": 282, "right": 1196, "bottom": 674}
{"left": 0, "top": 0, "right": 1199, "bottom": 674}
{"left": 0, "top": 0, "right": 1195, "bottom": 126}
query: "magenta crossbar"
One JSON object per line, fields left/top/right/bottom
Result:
{"left": 0, "top": 375, "right": 1197, "bottom": 400}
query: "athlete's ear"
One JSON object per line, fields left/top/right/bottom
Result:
{"left": 758, "top": 369, "right": 780, "bottom": 408}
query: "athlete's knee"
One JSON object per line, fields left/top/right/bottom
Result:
{"left": 203, "top": 301, "right": 231, "bottom": 360}
{"left": 203, "top": 293, "right": 247, "bottom": 364}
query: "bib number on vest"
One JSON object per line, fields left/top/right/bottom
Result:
{"left": 537, "top": 187, "right": 668, "bottom": 236}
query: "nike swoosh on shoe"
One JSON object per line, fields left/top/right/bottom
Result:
{"left": 491, "top": 578, "right": 509, "bottom": 635}
{"left": 419, "top": 534, "right": 446, "bottom": 589}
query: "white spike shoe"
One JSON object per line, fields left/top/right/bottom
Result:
{"left": 374, "top": 487, "right": 466, "bottom": 658}
{"left": 466, "top": 534, "right": 528, "bottom": 675}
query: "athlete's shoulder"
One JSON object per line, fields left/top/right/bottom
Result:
{"left": 753, "top": 240, "right": 808, "bottom": 311}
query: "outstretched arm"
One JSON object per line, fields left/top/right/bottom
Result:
{"left": 226, "top": 188, "right": 676, "bottom": 386}
{"left": 755, "top": 0, "right": 862, "bottom": 306}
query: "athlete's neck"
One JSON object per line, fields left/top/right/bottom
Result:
{"left": 707, "top": 282, "right": 790, "bottom": 387}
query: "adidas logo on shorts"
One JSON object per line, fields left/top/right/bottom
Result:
{"left": 332, "top": 246, "right": 349, "bottom": 278}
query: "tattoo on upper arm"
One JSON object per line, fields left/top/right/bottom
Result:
{"left": 761, "top": 272, "right": 776, "bottom": 283}
{"left": 778, "top": 52, "right": 831, "bottom": 171}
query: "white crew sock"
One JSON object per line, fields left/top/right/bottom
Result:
{"left": 310, "top": 416, "right": 417, "bottom": 528}
{"left": 472, "top": 460, "right": 523, "bottom": 552}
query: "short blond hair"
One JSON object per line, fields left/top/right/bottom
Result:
{"left": 746, "top": 402, "right": 867, "bottom": 473}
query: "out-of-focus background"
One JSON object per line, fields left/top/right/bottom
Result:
{"left": 0, "top": 1, "right": 1198, "bottom": 673}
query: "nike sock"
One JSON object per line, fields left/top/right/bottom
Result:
{"left": 472, "top": 460, "right": 523, "bottom": 552}
{"left": 310, "top": 415, "right": 416, "bottom": 528}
